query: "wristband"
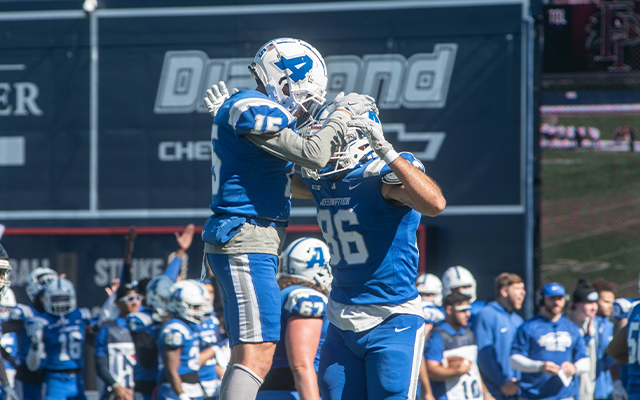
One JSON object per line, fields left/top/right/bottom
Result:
{"left": 381, "top": 149, "right": 400, "bottom": 165}
{"left": 484, "top": 393, "right": 492, "bottom": 398}
{"left": 110, "top": 382, "right": 120, "bottom": 391}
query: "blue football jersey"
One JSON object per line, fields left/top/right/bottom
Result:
{"left": 272, "top": 285, "right": 329, "bottom": 371}
{"left": 422, "top": 301, "right": 445, "bottom": 325}
{"left": 198, "top": 315, "right": 220, "bottom": 382}
{"left": 626, "top": 301, "right": 640, "bottom": 388}
{"left": 158, "top": 318, "right": 201, "bottom": 378}
{"left": 126, "top": 310, "right": 161, "bottom": 383}
{"left": 208, "top": 90, "right": 296, "bottom": 221}
{"left": 37, "top": 308, "right": 93, "bottom": 371}
{"left": 510, "top": 314, "right": 588, "bottom": 400}
{"left": 613, "top": 298, "right": 638, "bottom": 320}
{"left": 301, "top": 153, "right": 423, "bottom": 305}
{"left": 9, "top": 304, "right": 39, "bottom": 363}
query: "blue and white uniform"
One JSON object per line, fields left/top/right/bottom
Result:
{"left": 510, "top": 314, "right": 588, "bottom": 400}
{"left": 613, "top": 298, "right": 636, "bottom": 389}
{"left": 156, "top": 318, "right": 202, "bottom": 400}
{"left": 593, "top": 314, "right": 615, "bottom": 400}
{"left": 204, "top": 90, "right": 299, "bottom": 347}
{"left": 258, "top": 285, "right": 329, "bottom": 400}
{"left": 7, "top": 304, "right": 42, "bottom": 400}
{"left": 473, "top": 301, "right": 523, "bottom": 400}
{"left": 0, "top": 318, "right": 17, "bottom": 400}
{"left": 35, "top": 308, "right": 93, "bottom": 400}
{"left": 423, "top": 301, "right": 445, "bottom": 325}
{"left": 302, "top": 153, "right": 427, "bottom": 400}
{"left": 198, "top": 315, "right": 221, "bottom": 398}
{"left": 425, "top": 322, "right": 484, "bottom": 400}
{"left": 127, "top": 309, "right": 161, "bottom": 400}
{"left": 625, "top": 301, "right": 640, "bottom": 399}
{"left": 94, "top": 316, "right": 136, "bottom": 399}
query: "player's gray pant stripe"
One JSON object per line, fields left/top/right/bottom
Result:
{"left": 408, "top": 324, "right": 426, "bottom": 400}
{"left": 229, "top": 254, "right": 263, "bottom": 342}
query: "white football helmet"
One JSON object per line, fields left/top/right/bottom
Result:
{"left": 26, "top": 267, "right": 58, "bottom": 303}
{"left": 44, "top": 278, "right": 76, "bottom": 316}
{"left": 281, "top": 237, "right": 333, "bottom": 292}
{"left": 201, "top": 281, "right": 214, "bottom": 317}
{"left": 442, "top": 266, "right": 477, "bottom": 303}
{"left": 0, "top": 288, "right": 16, "bottom": 320}
{"left": 416, "top": 273, "right": 443, "bottom": 306}
{"left": 0, "top": 244, "right": 11, "bottom": 296}
{"left": 249, "top": 38, "right": 327, "bottom": 127}
{"left": 146, "top": 275, "right": 174, "bottom": 318}
{"left": 168, "top": 280, "right": 207, "bottom": 324}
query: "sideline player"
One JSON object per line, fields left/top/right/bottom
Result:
{"left": 510, "top": 283, "right": 589, "bottom": 400}
{"left": 257, "top": 237, "right": 331, "bottom": 400}
{"left": 291, "top": 107, "right": 446, "bottom": 399}
{"left": 416, "top": 273, "right": 445, "bottom": 400}
{"left": 0, "top": 288, "right": 17, "bottom": 400}
{"left": 201, "top": 37, "right": 376, "bottom": 400}
{"left": 25, "top": 278, "right": 94, "bottom": 400}
{"left": 425, "top": 292, "right": 494, "bottom": 400}
{"left": 442, "top": 266, "right": 485, "bottom": 330}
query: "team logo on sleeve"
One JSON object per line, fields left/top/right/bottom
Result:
{"left": 537, "top": 331, "right": 572, "bottom": 352}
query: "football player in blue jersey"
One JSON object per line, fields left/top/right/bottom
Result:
{"left": 0, "top": 288, "right": 18, "bottom": 400}
{"left": 416, "top": 273, "right": 444, "bottom": 400}
{"left": 157, "top": 280, "right": 208, "bottom": 400}
{"left": 257, "top": 237, "right": 331, "bottom": 400}
{"left": 611, "top": 286, "right": 640, "bottom": 400}
{"left": 510, "top": 283, "right": 590, "bottom": 400}
{"left": 290, "top": 105, "right": 446, "bottom": 399}
{"left": 3, "top": 267, "right": 57, "bottom": 400}
{"left": 95, "top": 283, "right": 141, "bottom": 400}
{"left": 201, "top": 38, "right": 378, "bottom": 400}
{"left": 25, "top": 278, "right": 94, "bottom": 400}
{"left": 473, "top": 273, "right": 525, "bottom": 400}
{"left": 591, "top": 278, "right": 616, "bottom": 400}
{"left": 197, "top": 281, "right": 223, "bottom": 399}
{"left": 442, "top": 266, "right": 485, "bottom": 331}
{"left": 425, "top": 292, "right": 494, "bottom": 400}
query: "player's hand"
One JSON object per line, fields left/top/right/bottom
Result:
{"left": 500, "top": 379, "right": 520, "bottom": 397}
{"left": 332, "top": 92, "right": 379, "bottom": 117}
{"left": 560, "top": 361, "right": 577, "bottom": 377}
{"left": 453, "top": 359, "right": 472, "bottom": 375}
{"left": 113, "top": 385, "right": 133, "bottom": 400}
{"left": 2, "top": 381, "right": 17, "bottom": 400}
{"left": 613, "top": 379, "right": 629, "bottom": 400}
{"left": 175, "top": 223, "right": 195, "bottom": 251}
{"left": 204, "top": 81, "right": 238, "bottom": 118}
{"left": 348, "top": 115, "right": 399, "bottom": 164}
{"left": 540, "top": 361, "right": 561, "bottom": 375}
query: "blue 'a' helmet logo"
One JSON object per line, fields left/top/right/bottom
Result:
{"left": 306, "top": 247, "right": 325, "bottom": 269}
{"left": 274, "top": 55, "right": 313, "bottom": 82}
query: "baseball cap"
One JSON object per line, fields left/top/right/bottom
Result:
{"left": 541, "top": 282, "right": 566, "bottom": 297}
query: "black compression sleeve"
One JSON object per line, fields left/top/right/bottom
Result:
{"left": 95, "top": 355, "right": 116, "bottom": 386}
{"left": 1, "top": 319, "right": 24, "bottom": 334}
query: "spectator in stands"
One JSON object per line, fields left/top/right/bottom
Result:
{"left": 592, "top": 278, "right": 617, "bottom": 400}
{"left": 95, "top": 283, "right": 140, "bottom": 399}
{"left": 567, "top": 279, "right": 599, "bottom": 400}
{"left": 510, "top": 283, "right": 589, "bottom": 400}
{"left": 474, "top": 273, "right": 525, "bottom": 400}
{"left": 425, "top": 292, "right": 494, "bottom": 400}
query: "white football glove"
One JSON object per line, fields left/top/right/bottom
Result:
{"left": 204, "top": 81, "right": 238, "bottom": 118}
{"left": 331, "top": 92, "right": 379, "bottom": 117}
{"left": 2, "top": 381, "right": 16, "bottom": 400}
{"left": 613, "top": 380, "right": 628, "bottom": 400}
{"left": 348, "top": 115, "right": 399, "bottom": 164}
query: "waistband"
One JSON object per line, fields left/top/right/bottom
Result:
{"left": 246, "top": 216, "right": 288, "bottom": 228}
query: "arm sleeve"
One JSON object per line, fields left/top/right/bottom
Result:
{"left": 131, "top": 331, "right": 159, "bottom": 369}
{"left": 163, "top": 256, "right": 181, "bottom": 281}
{"left": 574, "top": 357, "right": 590, "bottom": 374}
{"left": 26, "top": 343, "right": 41, "bottom": 371}
{"left": 510, "top": 325, "right": 529, "bottom": 357}
{"left": 245, "top": 117, "right": 348, "bottom": 170}
{"left": 1, "top": 320, "right": 24, "bottom": 334}
{"left": 510, "top": 354, "right": 544, "bottom": 373}
{"left": 95, "top": 355, "right": 116, "bottom": 386}
{"left": 475, "top": 313, "right": 507, "bottom": 387}
{"left": 120, "top": 261, "right": 132, "bottom": 285}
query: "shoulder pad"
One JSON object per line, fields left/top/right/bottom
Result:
{"left": 209, "top": 316, "right": 220, "bottom": 326}
{"left": 161, "top": 321, "right": 192, "bottom": 347}
{"left": 10, "top": 304, "right": 33, "bottom": 320}
{"left": 127, "top": 312, "right": 154, "bottom": 332}
{"left": 228, "top": 97, "right": 294, "bottom": 135}
{"left": 613, "top": 298, "right": 632, "bottom": 319}
{"left": 381, "top": 153, "right": 425, "bottom": 184}
{"left": 284, "top": 287, "right": 328, "bottom": 318}
{"left": 423, "top": 305, "right": 445, "bottom": 324}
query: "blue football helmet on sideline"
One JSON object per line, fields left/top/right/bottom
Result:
{"left": 168, "top": 280, "right": 208, "bottom": 324}
{"left": 26, "top": 267, "right": 58, "bottom": 302}
{"left": 249, "top": 38, "right": 327, "bottom": 128}
{"left": 281, "top": 237, "right": 333, "bottom": 292}
{"left": 44, "top": 278, "right": 76, "bottom": 316}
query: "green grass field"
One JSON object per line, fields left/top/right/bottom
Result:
{"left": 541, "top": 148, "right": 640, "bottom": 297}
